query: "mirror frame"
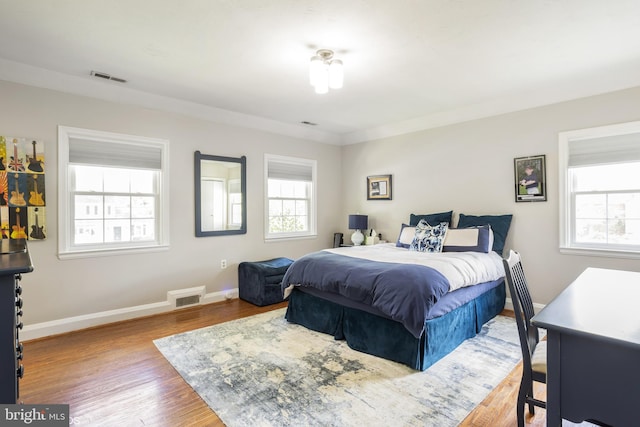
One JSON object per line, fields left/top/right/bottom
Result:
{"left": 194, "top": 151, "right": 247, "bottom": 237}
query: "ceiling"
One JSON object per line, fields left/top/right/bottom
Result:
{"left": 1, "top": 0, "right": 640, "bottom": 145}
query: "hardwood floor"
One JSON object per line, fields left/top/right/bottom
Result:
{"left": 21, "top": 299, "right": 547, "bottom": 426}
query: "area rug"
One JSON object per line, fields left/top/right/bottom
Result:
{"left": 154, "top": 308, "right": 522, "bottom": 427}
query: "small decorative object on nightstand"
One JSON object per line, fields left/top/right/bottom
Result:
{"left": 365, "top": 229, "right": 379, "bottom": 245}
{"left": 348, "top": 214, "right": 368, "bottom": 246}
{"left": 333, "top": 232, "right": 343, "bottom": 248}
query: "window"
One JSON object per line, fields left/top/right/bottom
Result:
{"left": 559, "top": 121, "right": 640, "bottom": 257}
{"left": 58, "top": 126, "right": 169, "bottom": 258}
{"left": 265, "top": 154, "right": 316, "bottom": 240}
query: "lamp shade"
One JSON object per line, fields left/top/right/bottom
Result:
{"left": 348, "top": 214, "right": 368, "bottom": 230}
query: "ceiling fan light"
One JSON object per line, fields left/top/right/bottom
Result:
{"left": 314, "top": 66, "right": 329, "bottom": 94}
{"left": 328, "top": 59, "right": 343, "bottom": 89}
{"left": 309, "top": 48, "right": 342, "bottom": 94}
{"left": 309, "top": 55, "right": 324, "bottom": 86}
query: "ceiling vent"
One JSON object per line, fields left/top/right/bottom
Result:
{"left": 90, "top": 70, "right": 127, "bottom": 83}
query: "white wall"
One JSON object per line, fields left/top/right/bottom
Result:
{"left": 341, "top": 86, "right": 640, "bottom": 305}
{"left": 0, "top": 80, "right": 342, "bottom": 331}
{"left": 4, "top": 76, "right": 639, "bottom": 334}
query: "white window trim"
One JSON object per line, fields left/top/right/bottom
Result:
{"left": 559, "top": 120, "right": 640, "bottom": 259}
{"left": 58, "top": 126, "right": 170, "bottom": 259}
{"left": 264, "top": 154, "right": 317, "bottom": 241}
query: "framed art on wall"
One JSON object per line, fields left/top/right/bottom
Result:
{"left": 514, "top": 154, "right": 546, "bottom": 202}
{"left": 0, "top": 135, "right": 47, "bottom": 240}
{"left": 367, "top": 174, "right": 392, "bottom": 200}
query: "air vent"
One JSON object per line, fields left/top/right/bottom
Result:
{"left": 168, "top": 286, "right": 206, "bottom": 309}
{"left": 90, "top": 70, "right": 127, "bottom": 83}
{"left": 175, "top": 295, "right": 201, "bottom": 307}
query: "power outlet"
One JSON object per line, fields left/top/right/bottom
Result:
{"left": 221, "top": 259, "right": 227, "bottom": 269}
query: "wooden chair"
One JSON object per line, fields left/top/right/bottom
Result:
{"left": 503, "top": 250, "right": 546, "bottom": 427}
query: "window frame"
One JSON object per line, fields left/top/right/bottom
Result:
{"left": 559, "top": 120, "right": 640, "bottom": 258}
{"left": 264, "top": 154, "right": 317, "bottom": 241}
{"left": 58, "top": 126, "right": 170, "bottom": 259}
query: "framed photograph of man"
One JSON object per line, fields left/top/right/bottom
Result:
{"left": 367, "top": 174, "right": 392, "bottom": 200}
{"left": 514, "top": 155, "right": 546, "bottom": 202}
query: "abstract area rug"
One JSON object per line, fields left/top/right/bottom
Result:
{"left": 154, "top": 308, "right": 521, "bottom": 427}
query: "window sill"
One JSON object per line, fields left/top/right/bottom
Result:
{"left": 265, "top": 234, "right": 317, "bottom": 243}
{"left": 58, "top": 244, "right": 170, "bottom": 260}
{"left": 560, "top": 246, "right": 640, "bottom": 260}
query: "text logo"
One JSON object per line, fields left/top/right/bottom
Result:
{"left": 1, "top": 405, "right": 69, "bottom": 426}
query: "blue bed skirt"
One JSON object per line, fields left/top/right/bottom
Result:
{"left": 285, "top": 280, "right": 506, "bottom": 371}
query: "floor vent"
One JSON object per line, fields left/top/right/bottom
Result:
{"left": 168, "top": 286, "right": 206, "bottom": 309}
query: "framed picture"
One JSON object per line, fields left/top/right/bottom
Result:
{"left": 514, "top": 155, "right": 546, "bottom": 202}
{"left": 367, "top": 174, "right": 392, "bottom": 200}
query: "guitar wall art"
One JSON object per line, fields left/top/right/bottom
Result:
{"left": 0, "top": 136, "right": 46, "bottom": 240}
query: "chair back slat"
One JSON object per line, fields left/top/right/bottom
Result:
{"left": 504, "top": 250, "right": 547, "bottom": 426}
{"left": 503, "top": 250, "right": 539, "bottom": 368}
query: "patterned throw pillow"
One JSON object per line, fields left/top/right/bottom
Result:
{"left": 409, "top": 220, "right": 448, "bottom": 253}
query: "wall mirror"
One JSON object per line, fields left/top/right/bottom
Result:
{"left": 195, "top": 151, "right": 246, "bottom": 236}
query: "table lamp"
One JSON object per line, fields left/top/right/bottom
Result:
{"left": 348, "top": 214, "right": 368, "bottom": 246}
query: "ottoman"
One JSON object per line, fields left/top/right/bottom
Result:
{"left": 238, "top": 257, "right": 294, "bottom": 306}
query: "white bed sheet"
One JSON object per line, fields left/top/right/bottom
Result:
{"left": 324, "top": 243, "right": 504, "bottom": 292}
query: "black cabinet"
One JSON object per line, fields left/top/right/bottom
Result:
{"left": 0, "top": 239, "right": 33, "bottom": 404}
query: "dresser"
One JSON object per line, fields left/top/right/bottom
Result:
{"left": 0, "top": 239, "right": 33, "bottom": 404}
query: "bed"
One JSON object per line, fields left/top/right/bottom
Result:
{"left": 281, "top": 212, "right": 513, "bottom": 371}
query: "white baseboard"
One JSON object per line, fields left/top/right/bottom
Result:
{"left": 21, "top": 288, "right": 239, "bottom": 341}
{"left": 504, "top": 297, "right": 545, "bottom": 314}
{"left": 23, "top": 292, "right": 533, "bottom": 341}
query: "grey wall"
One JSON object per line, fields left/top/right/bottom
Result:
{"left": 340, "top": 86, "right": 640, "bottom": 305}
{"left": 0, "top": 80, "right": 342, "bottom": 326}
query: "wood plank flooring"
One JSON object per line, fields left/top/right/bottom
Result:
{"left": 20, "top": 299, "right": 547, "bottom": 426}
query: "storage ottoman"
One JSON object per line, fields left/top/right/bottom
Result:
{"left": 238, "top": 257, "right": 294, "bottom": 306}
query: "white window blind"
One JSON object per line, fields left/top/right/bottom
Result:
{"left": 69, "top": 138, "right": 162, "bottom": 169}
{"left": 267, "top": 159, "right": 313, "bottom": 181}
{"left": 568, "top": 133, "right": 640, "bottom": 167}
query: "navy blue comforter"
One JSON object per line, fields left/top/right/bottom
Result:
{"left": 281, "top": 251, "right": 450, "bottom": 338}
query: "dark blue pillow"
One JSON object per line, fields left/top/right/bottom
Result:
{"left": 456, "top": 214, "right": 512, "bottom": 255}
{"left": 409, "top": 211, "right": 453, "bottom": 227}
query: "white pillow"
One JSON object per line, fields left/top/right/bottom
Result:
{"left": 396, "top": 224, "right": 416, "bottom": 248}
{"left": 442, "top": 226, "right": 494, "bottom": 253}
